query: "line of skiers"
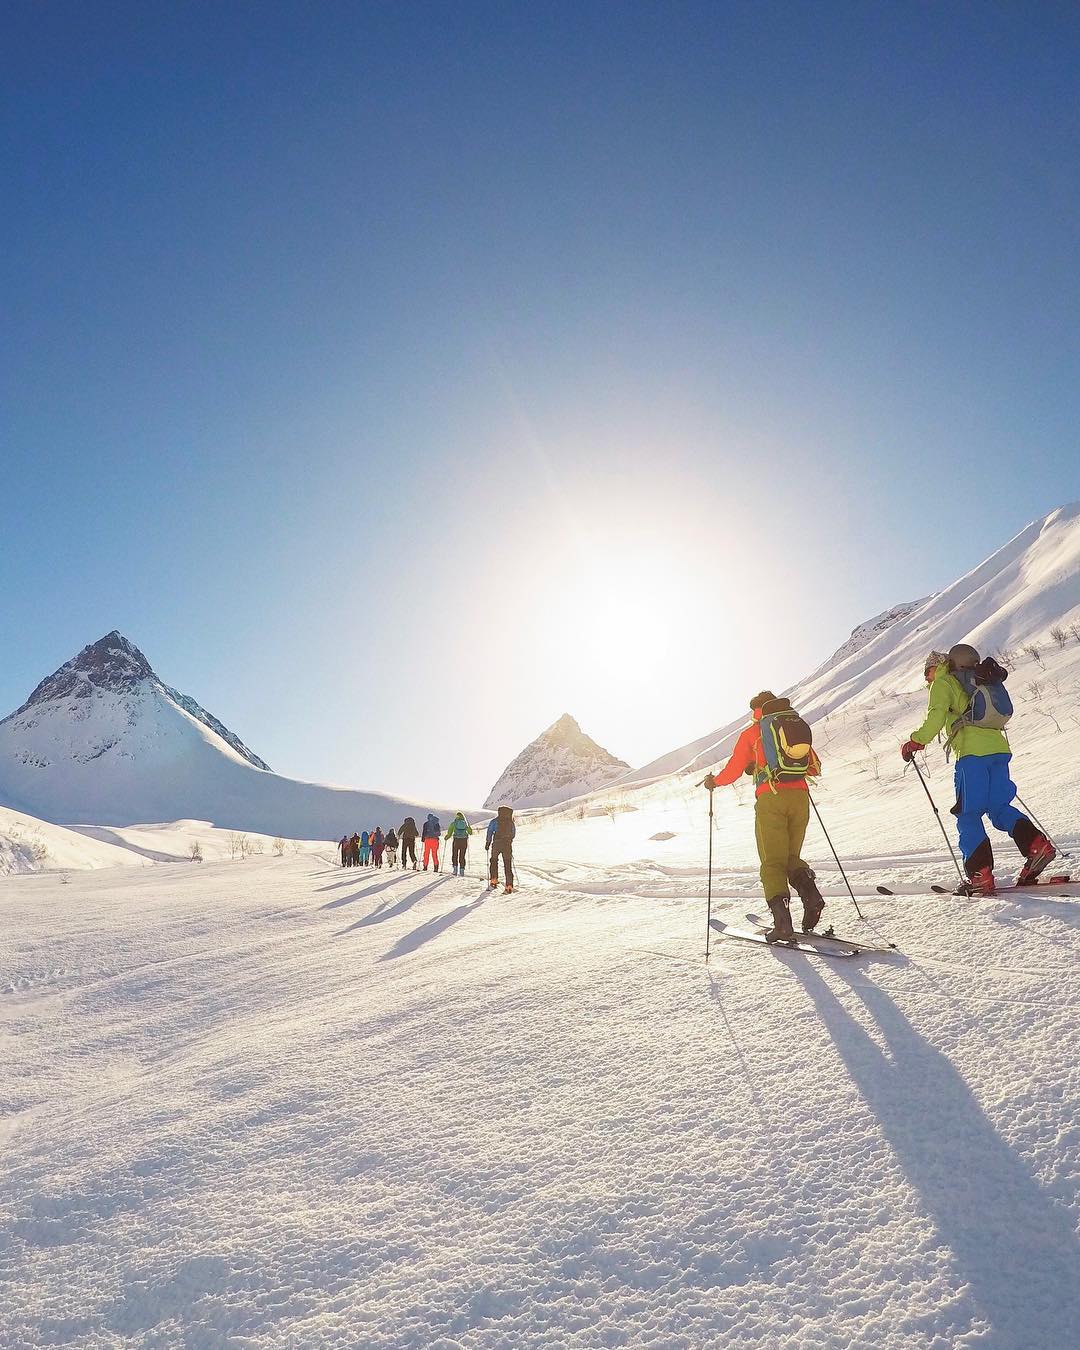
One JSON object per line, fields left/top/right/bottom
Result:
{"left": 337, "top": 806, "right": 518, "bottom": 891}
{"left": 703, "top": 642, "right": 1057, "bottom": 943}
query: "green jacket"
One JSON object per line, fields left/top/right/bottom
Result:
{"left": 911, "top": 668, "right": 1009, "bottom": 758}
{"left": 445, "top": 814, "right": 473, "bottom": 840}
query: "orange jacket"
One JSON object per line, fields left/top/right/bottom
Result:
{"left": 712, "top": 711, "right": 813, "bottom": 798}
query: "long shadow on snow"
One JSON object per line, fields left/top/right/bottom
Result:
{"left": 794, "top": 960, "right": 1080, "bottom": 1346}
{"left": 338, "top": 878, "right": 448, "bottom": 934}
{"left": 379, "top": 892, "right": 488, "bottom": 961}
{"left": 320, "top": 873, "right": 414, "bottom": 911}
{"left": 316, "top": 870, "right": 397, "bottom": 892}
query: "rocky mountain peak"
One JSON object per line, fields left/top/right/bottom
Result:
{"left": 19, "top": 631, "right": 156, "bottom": 709}
{"left": 4, "top": 632, "right": 272, "bottom": 773}
{"left": 484, "top": 714, "right": 629, "bottom": 810}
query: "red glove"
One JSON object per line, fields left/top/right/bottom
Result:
{"left": 900, "top": 740, "right": 924, "bottom": 763}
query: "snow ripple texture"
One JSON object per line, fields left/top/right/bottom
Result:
{"left": 2, "top": 848, "right": 1078, "bottom": 1348}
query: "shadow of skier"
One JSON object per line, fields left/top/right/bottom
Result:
{"left": 378, "top": 896, "right": 487, "bottom": 961}
{"left": 320, "top": 873, "right": 414, "bottom": 910}
{"left": 794, "top": 960, "right": 1080, "bottom": 1346}
{"left": 337, "top": 879, "right": 447, "bottom": 933}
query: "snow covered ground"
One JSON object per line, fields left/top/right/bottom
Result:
{"left": 3, "top": 821, "right": 1078, "bottom": 1347}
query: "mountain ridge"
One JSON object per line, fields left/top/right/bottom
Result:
{"left": 616, "top": 502, "right": 1080, "bottom": 787}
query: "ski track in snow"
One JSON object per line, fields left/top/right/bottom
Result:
{"left": 2, "top": 853, "right": 1078, "bottom": 1348}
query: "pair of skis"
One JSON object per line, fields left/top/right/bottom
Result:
{"left": 874, "top": 873, "right": 1075, "bottom": 899}
{"left": 709, "top": 915, "right": 896, "bottom": 959}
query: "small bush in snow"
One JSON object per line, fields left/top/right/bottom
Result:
{"left": 190, "top": 841, "right": 203, "bottom": 863}
{"left": 1050, "top": 624, "right": 1068, "bottom": 649}
{"left": 272, "top": 837, "right": 286, "bottom": 856}
{"left": 1033, "top": 707, "right": 1063, "bottom": 733}
{"left": 1023, "top": 642, "right": 1044, "bottom": 667}
{"left": 247, "top": 837, "right": 264, "bottom": 856}
{"left": 1070, "top": 622, "right": 1080, "bottom": 645}
{"left": 1027, "top": 680, "right": 1043, "bottom": 702}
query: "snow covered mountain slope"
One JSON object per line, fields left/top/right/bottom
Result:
{"left": 485, "top": 713, "right": 629, "bottom": 809}
{"left": 9, "top": 631, "right": 271, "bottom": 771}
{"left": 0, "top": 632, "right": 468, "bottom": 840}
{"left": 623, "top": 502, "right": 1080, "bottom": 786}
{"left": 803, "top": 598, "right": 931, "bottom": 683}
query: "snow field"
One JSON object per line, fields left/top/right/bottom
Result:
{"left": 2, "top": 846, "right": 1077, "bottom": 1348}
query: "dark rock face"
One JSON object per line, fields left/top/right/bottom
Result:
{"left": 18, "top": 632, "right": 155, "bottom": 707}
{"left": 4, "top": 631, "right": 272, "bottom": 772}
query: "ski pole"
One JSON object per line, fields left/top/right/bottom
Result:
{"left": 705, "top": 787, "right": 715, "bottom": 960}
{"left": 807, "top": 789, "right": 865, "bottom": 921}
{"left": 1014, "top": 795, "right": 1072, "bottom": 860}
{"left": 908, "top": 758, "right": 966, "bottom": 884}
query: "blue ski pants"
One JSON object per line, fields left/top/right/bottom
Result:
{"left": 954, "top": 752, "right": 1022, "bottom": 861}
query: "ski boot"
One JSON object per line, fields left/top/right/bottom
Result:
{"left": 490, "top": 879, "right": 499, "bottom": 889}
{"left": 1015, "top": 833, "right": 1056, "bottom": 887}
{"left": 764, "top": 895, "right": 795, "bottom": 943}
{"left": 789, "top": 866, "right": 825, "bottom": 932}
{"left": 961, "top": 840, "right": 995, "bottom": 897}
{"left": 504, "top": 885, "right": 514, "bottom": 895}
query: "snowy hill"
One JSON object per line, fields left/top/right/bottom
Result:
{"left": 485, "top": 713, "right": 629, "bottom": 810}
{"left": 804, "top": 598, "right": 931, "bottom": 683}
{"left": 0, "top": 632, "right": 469, "bottom": 845}
{"left": 623, "top": 503, "right": 1080, "bottom": 787}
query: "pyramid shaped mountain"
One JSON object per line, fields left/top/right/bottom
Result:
{"left": 10, "top": 631, "right": 271, "bottom": 771}
{"left": 0, "top": 632, "right": 453, "bottom": 836}
{"left": 485, "top": 714, "right": 629, "bottom": 811}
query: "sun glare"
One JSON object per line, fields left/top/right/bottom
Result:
{"left": 520, "top": 526, "right": 756, "bottom": 765}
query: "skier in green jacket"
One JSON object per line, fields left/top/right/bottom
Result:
{"left": 901, "top": 644, "right": 1054, "bottom": 895}
{"left": 445, "top": 812, "right": 474, "bottom": 876}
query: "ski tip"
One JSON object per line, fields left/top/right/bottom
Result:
{"left": 875, "top": 885, "right": 894, "bottom": 895}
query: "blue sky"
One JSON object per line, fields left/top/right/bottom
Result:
{"left": 3, "top": 1, "right": 1079, "bottom": 807}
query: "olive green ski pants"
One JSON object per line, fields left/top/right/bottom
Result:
{"left": 754, "top": 790, "right": 811, "bottom": 899}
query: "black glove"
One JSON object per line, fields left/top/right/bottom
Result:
{"left": 704, "top": 773, "right": 717, "bottom": 791}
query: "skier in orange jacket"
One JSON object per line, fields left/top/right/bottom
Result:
{"left": 704, "top": 690, "right": 823, "bottom": 941}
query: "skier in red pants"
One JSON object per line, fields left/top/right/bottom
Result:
{"left": 421, "top": 813, "right": 442, "bottom": 871}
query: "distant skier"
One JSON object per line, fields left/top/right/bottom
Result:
{"left": 445, "top": 812, "right": 474, "bottom": 875}
{"left": 349, "top": 832, "right": 361, "bottom": 867}
{"left": 421, "top": 813, "right": 442, "bottom": 871}
{"left": 385, "top": 828, "right": 399, "bottom": 869}
{"left": 359, "top": 830, "right": 371, "bottom": 867}
{"left": 901, "top": 645, "right": 1054, "bottom": 895}
{"left": 703, "top": 691, "right": 823, "bottom": 942}
{"left": 338, "top": 834, "right": 350, "bottom": 868}
{"left": 399, "top": 816, "right": 419, "bottom": 870}
{"left": 486, "top": 805, "right": 516, "bottom": 893}
{"left": 372, "top": 827, "right": 385, "bottom": 868}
